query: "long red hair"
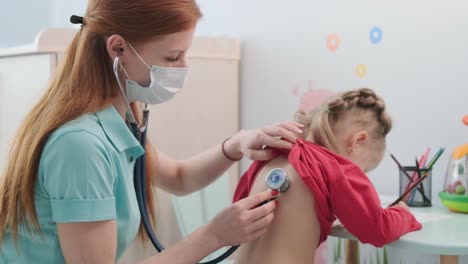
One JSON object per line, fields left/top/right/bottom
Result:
{"left": 0, "top": 0, "right": 202, "bottom": 247}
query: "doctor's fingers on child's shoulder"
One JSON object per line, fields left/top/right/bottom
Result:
{"left": 261, "top": 121, "right": 304, "bottom": 144}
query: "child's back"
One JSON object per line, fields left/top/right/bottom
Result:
{"left": 234, "top": 155, "right": 320, "bottom": 264}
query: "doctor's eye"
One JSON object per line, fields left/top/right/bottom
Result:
{"left": 166, "top": 57, "right": 179, "bottom": 62}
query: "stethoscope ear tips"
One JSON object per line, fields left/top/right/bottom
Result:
{"left": 265, "top": 168, "right": 290, "bottom": 193}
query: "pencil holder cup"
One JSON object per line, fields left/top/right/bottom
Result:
{"left": 399, "top": 166, "right": 432, "bottom": 207}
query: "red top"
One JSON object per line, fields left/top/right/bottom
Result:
{"left": 233, "top": 139, "right": 422, "bottom": 247}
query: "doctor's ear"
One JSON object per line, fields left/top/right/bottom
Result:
{"left": 106, "top": 34, "right": 128, "bottom": 59}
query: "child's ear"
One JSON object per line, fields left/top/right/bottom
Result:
{"left": 347, "top": 130, "right": 368, "bottom": 153}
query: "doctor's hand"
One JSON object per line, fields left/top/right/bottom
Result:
{"left": 224, "top": 121, "right": 304, "bottom": 161}
{"left": 206, "top": 190, "right": 277, "bottom": 247}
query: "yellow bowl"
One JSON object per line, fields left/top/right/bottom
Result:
{"left": 439, "top": 191, "right": 468, "bottom": 213}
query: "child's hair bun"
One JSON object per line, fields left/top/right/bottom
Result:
{"left": 357, "top": 88, "right": 385, "bottom": 112}
{"left": 328, "top": 98, "right": 346, "bottom": 111}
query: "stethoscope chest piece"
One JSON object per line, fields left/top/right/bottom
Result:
{"left": 265, "top": 168, "right": 290, "bottom": 193}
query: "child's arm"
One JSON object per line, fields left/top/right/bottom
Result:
{"left": 330, "top": 167, "right": 422, "bottom": 248}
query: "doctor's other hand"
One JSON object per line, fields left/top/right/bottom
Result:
{"left": 206, "top": 190, "right": 277, "bottom": 247}
{"left": 225, "top": 121, "right": 304, "bottom": 161}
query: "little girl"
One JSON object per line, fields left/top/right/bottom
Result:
{"left": 233, "top": 88, "right": 421, "bottom": 264}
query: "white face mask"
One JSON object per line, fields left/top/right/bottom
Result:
{"left": 119, "top": 43, "right": 189, "bottom": 105}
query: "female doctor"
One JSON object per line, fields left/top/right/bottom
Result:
{"left": 0, "top": 0, "right": 303, "bottom": 263}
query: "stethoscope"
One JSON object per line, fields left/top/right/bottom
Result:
{"left": 130, "top": 108, "right": 240, "bottom": 263}
{"left": 114, "top": 54, "right": 291, "bottom": 263}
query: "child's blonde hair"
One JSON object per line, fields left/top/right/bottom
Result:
{"left": 295, "top": 88, "right": 392, "bottom": 152}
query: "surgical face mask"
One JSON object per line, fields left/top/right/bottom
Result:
{"left": 120, "top": 43, "right": 189, "bottom": 105}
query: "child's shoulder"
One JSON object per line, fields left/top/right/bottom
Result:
{"left": 295, "top": 139, "right": 360, "bottom": 171}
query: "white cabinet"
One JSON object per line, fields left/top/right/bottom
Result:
{"left": 0, "top": 53, "right": 56, "bottom": 171}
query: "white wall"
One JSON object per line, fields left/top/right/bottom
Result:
{"left": 48, "top": 0, "right": 87, "bottom": 28}
{"left": 3, "top": 0, "right": 467, "bottom": 200}
{"left": 196, "top": 0, "right": 468, "bottom": 200}
{"left": 0, "top": 0, "right": 52, "bottom": 47}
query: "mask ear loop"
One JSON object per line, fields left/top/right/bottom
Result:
{"left": 127, "top": 42, "right": 152, "bottom": 70}
{"left": 113, "top": 53, "right": 137, "bottom": 124}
